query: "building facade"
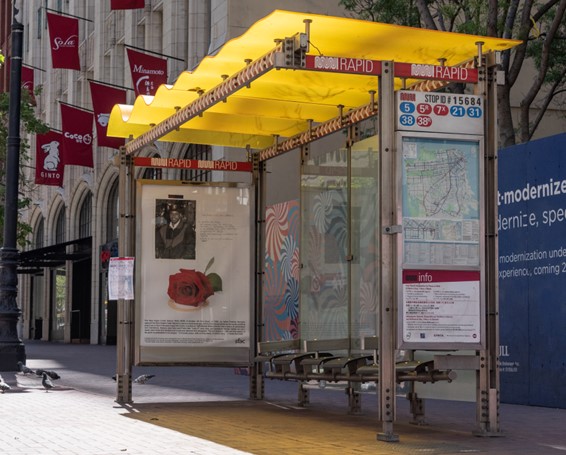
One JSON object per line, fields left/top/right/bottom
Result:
{"left": 5, "top": 0, "right": 347, "bottom": 345}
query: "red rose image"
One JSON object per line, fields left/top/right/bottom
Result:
{"left": 167, "top": 268, "right": 214, "bottom": 307}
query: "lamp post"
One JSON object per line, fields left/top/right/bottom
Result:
{"left": 0, "top": 0, "right": 26, "bottom": 371}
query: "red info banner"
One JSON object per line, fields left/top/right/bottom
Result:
{"left": 35, "top": 130, "right": 64, "bottom": 187}
{"left": 126, "top": 48, "right": 167, "bottom": 96}
{"left": 61, "top": 104, "right": 94, "bottom": 168}
{"left": 111, "top": 0, "right": 145, "bottom": 9}
{"left": 402, "top": 269, "right": 480, "bottom": 284}
{"left": 46, "top": 12, "right": 80, "bottom": 70}
{"left": 89, "top": 81, "right": 126, "bottom": 149}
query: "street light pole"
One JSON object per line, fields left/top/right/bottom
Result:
{"left": 0, "top": 0, "right": 26, "bottom": 371}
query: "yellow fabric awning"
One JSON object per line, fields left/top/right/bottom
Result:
{"left": 108, "top": 9, "right": 520, "bottom": 151}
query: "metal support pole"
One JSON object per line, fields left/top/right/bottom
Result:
{"left": 377, "top": 61, "right": 399, "bottom": 442}
{"left": 250, "top": 152, "right": 265, "bottom": 400}
{"left": 116, "top": 149, "right": 135, "bottom": 403}
{"left": 474, "top": 52, "right": 501, "bottom": 436}
{"left": 0, "top": 1, "right": 26, "bottom": 371}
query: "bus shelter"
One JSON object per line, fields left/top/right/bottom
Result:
{"left": 108, "top": 10, "right": 520, "bottom": 441}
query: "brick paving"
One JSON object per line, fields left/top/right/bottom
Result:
{"left": 1, "top": 341, "right": 565, "bottom": 454}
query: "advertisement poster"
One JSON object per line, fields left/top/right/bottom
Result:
{"left": 402, "top": 269, "right": 481, "bottom": 346}
{"left": 401, "top": 134, "right": 481, "bottom": 267}
{"left": 136, "top": 182, "right": 252, "bottom": 365}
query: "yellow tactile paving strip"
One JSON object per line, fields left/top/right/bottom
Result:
{"left": 125, "top": 400, "right": 488, "bottom": 455}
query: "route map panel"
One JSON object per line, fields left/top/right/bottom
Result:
{"left": 401, "top": 135, "right": 480, "bottom": 266}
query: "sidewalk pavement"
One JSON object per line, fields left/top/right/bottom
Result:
{"left": 0, "top": 341, "right": 565, "bottom": 455}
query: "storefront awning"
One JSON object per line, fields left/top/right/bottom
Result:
{"left": 108, "top": 9, "right": 520, "bottom": 155}
{"left": 18, "top": 237, "right": 92, "bottom": 273}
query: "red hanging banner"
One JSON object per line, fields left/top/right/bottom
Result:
{"left": 111, "top": 0, "right": 145, "bottom": 10}
{"left": 35, "top": 130, "right": 65, "bottom": 186}
{"left": 126, "top": 48, "right": 167, "bottom": 96}
{"left": 46, "top": 12, "right": 81, "bottom": 70}
{"left": 61, "top": 104, "right": 94, "bottom": 168}
{"left": 89, "top": 81, "right": 126, "bottom": 149}
{"left": 21, "top": 65, "right": 35, "bottom": 99}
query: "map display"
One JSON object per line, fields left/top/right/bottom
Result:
{"left": 401, "top": 135, "right": 480, "bottom": 266}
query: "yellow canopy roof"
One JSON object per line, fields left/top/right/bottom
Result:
{"left": 108, "top": 9, "right": 520, "bottom": 152}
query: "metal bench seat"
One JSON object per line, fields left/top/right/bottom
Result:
{"left": 271, "top": 352, "right": 333, "bottom": 375}
{"left": 321, "top": 355, "right": 374, "bottom": 376}
{"left": 300, "top": 355, "right": 342, "bottom": 372}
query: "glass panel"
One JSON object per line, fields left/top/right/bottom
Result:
{"left": 106, "top": 180, "right": 119, "bottom": 242}
{"left": 34, "top": 217, "right": 44, "bottom": 249}
{"left": 350, "top": 119, "right": 379, "bottom": 340}
{"left": 300, "top": 130, "right": 349, "bottom": 341}
{"left": 78, "top": 193, "right": 92, "bottom": 238}
{"left": 55, "top": 207, "right": 66, "bottom": 244}
{"left": 263, "top": 200, "right": 300, "bottom": 341}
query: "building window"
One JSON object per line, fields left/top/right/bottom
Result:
{"left": 55, "top": 206, "right": 66, "bottom": 244}
{"left": 180, "top": 144, "right": 211, "bottom": 182}
{"left": 34, "top": 217, "right": 44, "bottom": 249}
{"left": 78, "top": 192, "right": 92, "bottom": 238}
{"left": 106, "top": 180, "right": 119, "bottom": 242}
{"left": 37, "top": 7, "right": 42, "bottom": 39}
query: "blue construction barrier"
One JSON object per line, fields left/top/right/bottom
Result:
{"left": 499, "top": 133, "right": 566, "bottom": 409}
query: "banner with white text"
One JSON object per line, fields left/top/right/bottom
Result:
{"left": 35, "top": 130, "right": 64, "bottom": 186}
{"left": 126, "top": 48, "right": 167, "bottom": 97}
{"left": 499, "top": 133, "right": 566, "bottom": 409}
{"left": 46, "top": 12, "right": 80, "bottom": 70}
{"left": 60, "top": 103, "right": 94, "bottom": 168}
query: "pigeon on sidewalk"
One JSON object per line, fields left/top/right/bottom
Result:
{"left": 41, "top": 373, "right": 54, "bottom": 392}
{"left": 35, "top": 369, "right": 61, "bottom": 380}
{"left": 133, "top": 374, "right": 155, "bottom": 384}
{"left": 0, "top": 375, "right": 11, "bottom": 393}
{"left": 17, "top": 361, "right": 35, "bottom": 375}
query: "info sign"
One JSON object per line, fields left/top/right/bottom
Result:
{"left": 402, "top": 269, "right": 481, "bottom": 344}
{"left": 396, "top": 89, "right": 484, "bottom": 349}
{"left": 396, "top": 90, "right": 483, "bottom": 135}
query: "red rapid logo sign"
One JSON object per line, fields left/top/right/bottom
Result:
{"left": 305, "top": 55, "right": 382, "bottom": 75}
{"left": 394, "top": 62, "right": 478, "bottom": 83}
{"left": 133, "top": 157, "right": 253, "bottom": 172}
{"left": 305, "top": 56, "right": 477, "bottom": 83}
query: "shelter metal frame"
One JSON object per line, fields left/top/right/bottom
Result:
{"left": 111, "top": 12, "right": 512, "bottom": 441}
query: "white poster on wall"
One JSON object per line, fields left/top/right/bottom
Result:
{"left": 136, "top": 181, "right": 253, "bottom": 365}
{"left": 108, "top": 257, "right": 135, "bottom": 300}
